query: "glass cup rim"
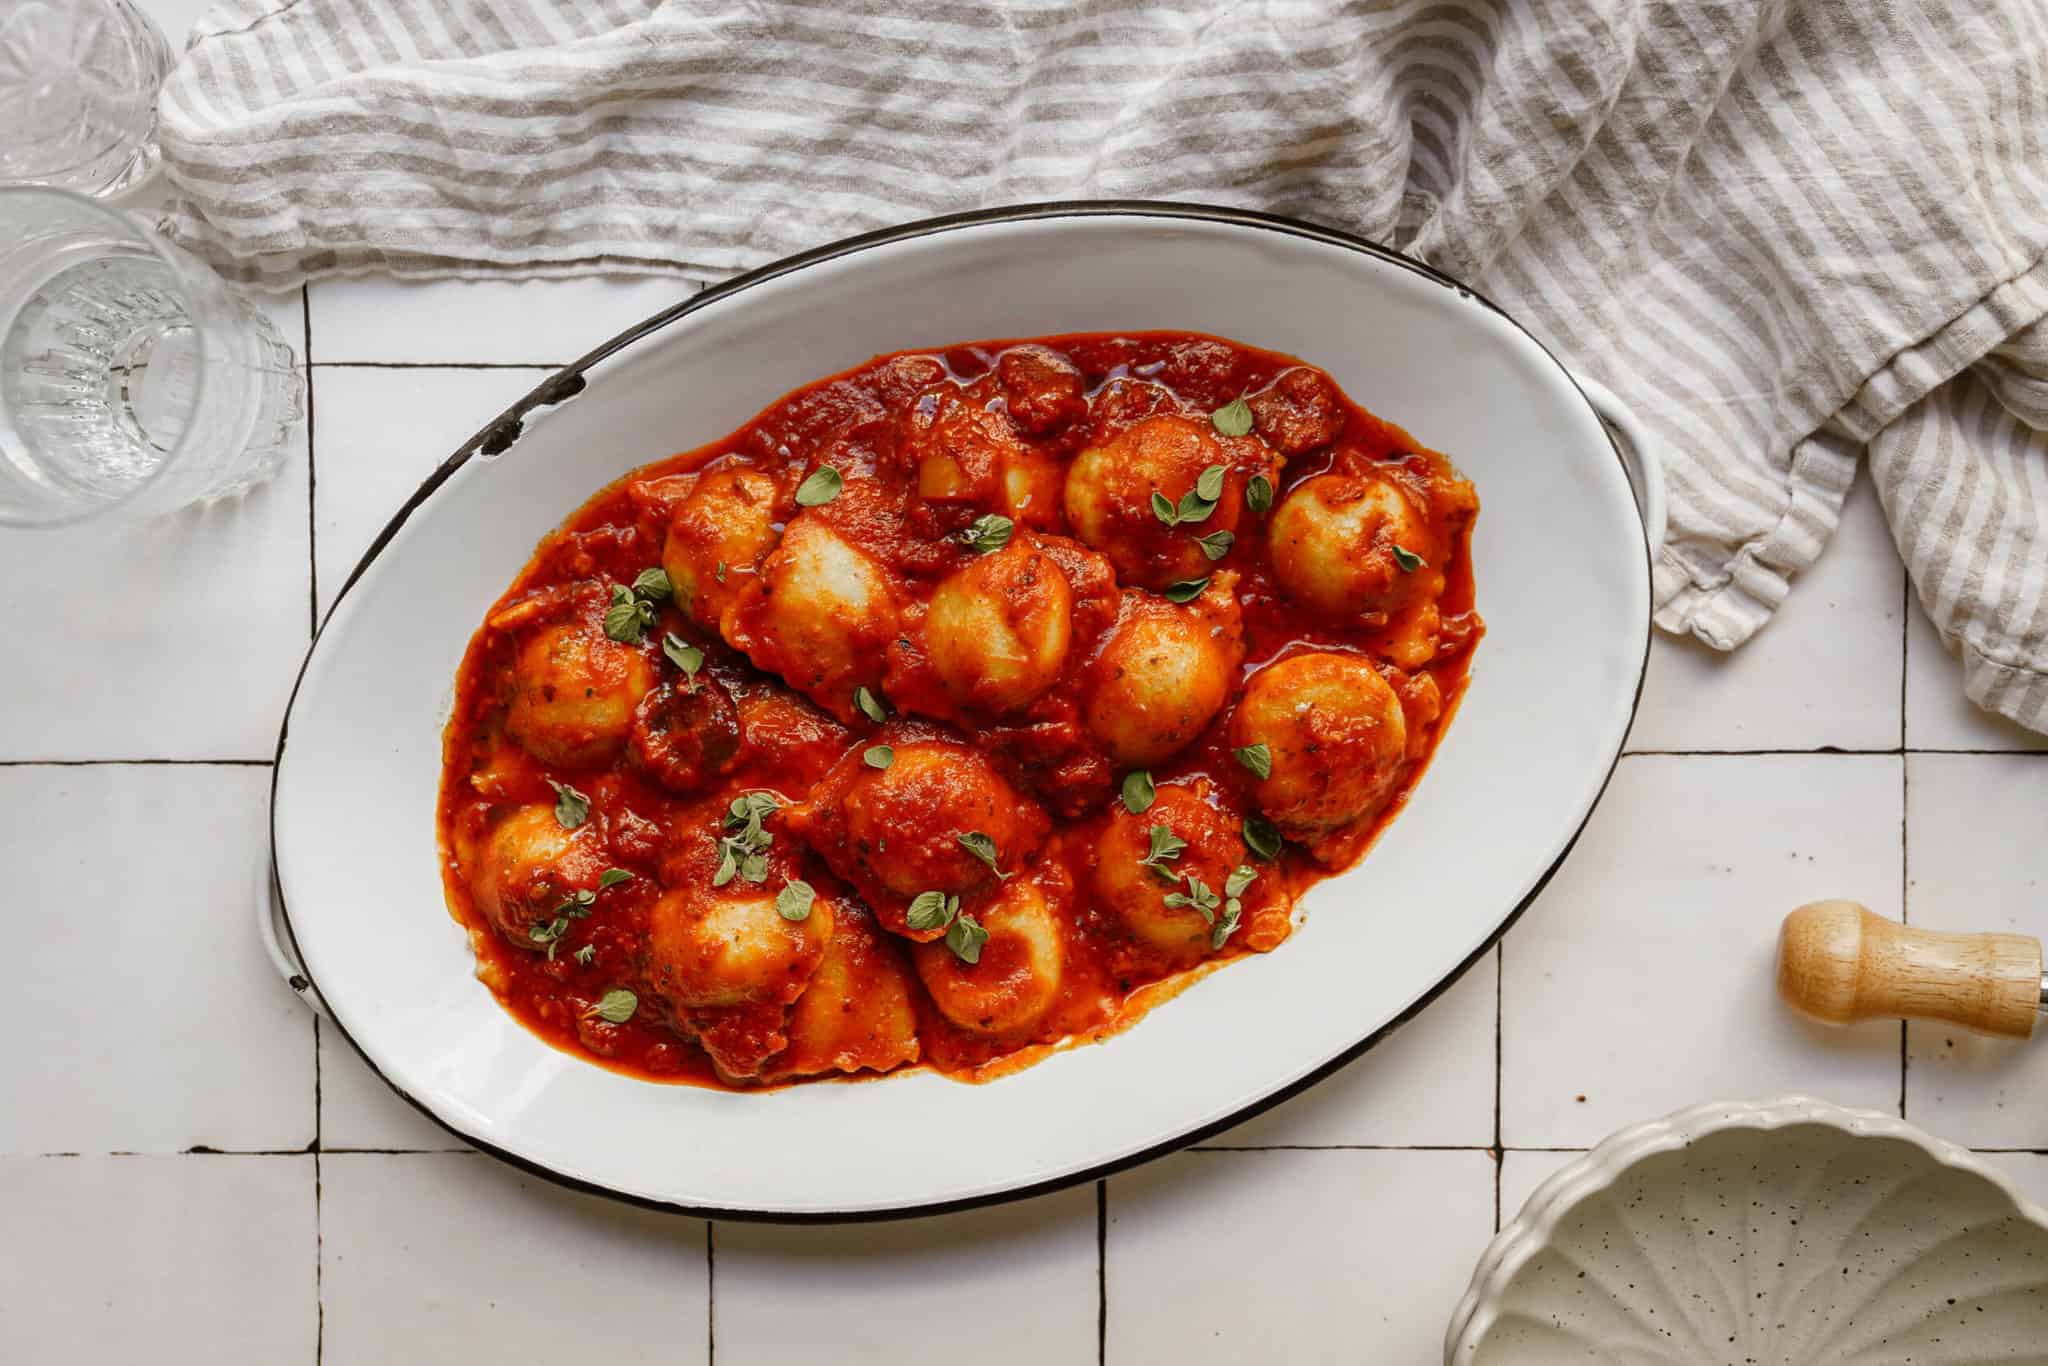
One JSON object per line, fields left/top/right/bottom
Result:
{"left": 0, "top": 182, "right": 214, "bottom": 527}
{"left": 0, "top": 0, "right": 170, "bottom": 190}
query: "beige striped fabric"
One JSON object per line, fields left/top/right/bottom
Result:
{"left": 157, "top": 0, "right": 2048, "bottom": 733}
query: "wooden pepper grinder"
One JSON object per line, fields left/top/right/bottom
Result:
{"left": 1777, "top": 900, "right": 2048, "bottom": 1039}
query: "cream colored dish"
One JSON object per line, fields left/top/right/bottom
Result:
{"left": 1448, "top": 1097, "right": 2048, "bottom": 1365}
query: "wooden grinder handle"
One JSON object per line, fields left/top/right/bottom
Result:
{"left": 1777, "top": 900, "right": 2044, "bottom": 1039}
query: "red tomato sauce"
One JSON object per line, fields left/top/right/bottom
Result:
{"left": 438, "top": 331, "right": 1481, "bottom": 1089}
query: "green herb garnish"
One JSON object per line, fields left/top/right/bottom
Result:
{"left": 906, "top": 890, "right": 961, "bottom": 932}
{"left": 1391, "top": 544, "right": 1425, "bottom": 573}
{"left": 599, "top": 868, "right": 634, "bottom": 889}
{"left": 1163, "top": 874, "right": 1222, "bottom": 922}
{"left": 547, "top": 780, "right": 590, "bottom": 830}
{"left": 1210, "top": 397, "right": 1254, "bottom": 437}
{"left": 1151, "top": 464, "right": 1226, "bottom": 528}
{"left": 586, "top": 988, "right": 638, "bottom": 1024}
{"left": 1211, "top": 901, "right": 1243, "bottom": 950}
{"left": 863, "top": 744, "right": 895, "bottom": 770}
{"left": 1139, "top": 823, "right": 1188, "bottom": 880}
{"left": 1121, "top": 770, "right": 1156, "bottom": 815}
{"left": 1195, "top": 530, "right": 1235, "bottom": 562}
{"left": 945, "top": 913, "right": 990, "bottom": 965}
{"left": 776, "top": 879, "right": 816, "bottom": 922}
{"left": 960, "top": 514, "right": 1014, "bottom": 555}
{"left": 1162, "top": 577, "right": 1210, "bottom": 604}
{"left": 956, "top": 831, "right": 1012, "bottom": 880}
{"left": 662, "top": 632, "right": 704, "bottom": 682}
{"left": 528, "top": 916, "right": 572, "bottom": 959}
{"left": 794, "top": 465, "right": 843, "bottom": 507}
{"left": 602, "top": 583, "right": 655, "bottom": 643}
{"left": 1233, "top": 743, "right": 1272, "bottom": 780}
{"left": 632, "top": 567, "right": 673, "bottom": 601}
{"left": 713, "top": 792, "right": 777, "bottom": 887}
{"left": 1246, "top": 474, "right": 1274, "bottom": 515}
{"left": 1242, "top": 813, "right": 1282, "bottom": 862}
{"left": 854, "top": 686, "right": 889, "bottom": 724}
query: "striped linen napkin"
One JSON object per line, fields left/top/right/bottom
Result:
{"left": 157, "top": 0, "right": 2048, "bottom": 734}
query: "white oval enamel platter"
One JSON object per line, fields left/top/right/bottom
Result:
{"left": 271, "top": 203, "right": 1651, "bottom": 1219}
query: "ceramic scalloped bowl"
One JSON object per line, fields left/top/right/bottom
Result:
{"left": 1448, "top": 1098, "right": 2048, "bottom": 1365}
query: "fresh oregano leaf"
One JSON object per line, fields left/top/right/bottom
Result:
{"left": 794, "top": 465, "right": 843, "bottom": 507}
{"left": 587, "top": 988, "right": 638, "bottom": 1023}
{"left": 547, "top": 779, "right": 590, "bottom": 829}
{"left": 945, "top": 912, "right": 990, "bottom": 965}
{"left": 1210, "top": 397, "right": 1254, "bottom": 437}
{"left": 776, "top": 879, "right": 816, "bottom": 922}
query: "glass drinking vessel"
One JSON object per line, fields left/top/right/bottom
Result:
{"left": 0, "top": 0, "right": 172, "bottom": 197}
{"left": 0, "top": 186, "right": 305, "bottom": 526}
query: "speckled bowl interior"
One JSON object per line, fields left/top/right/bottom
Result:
{"left": 1448, "top": 1098, "right": 2048, "bottom": 1365}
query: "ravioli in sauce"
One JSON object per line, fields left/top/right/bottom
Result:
{"left": 439, "top": 333, "right": 1481, "bottom": 1088}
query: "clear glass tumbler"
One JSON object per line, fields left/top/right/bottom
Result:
{"left": 0, "top": 0, "right": 172, "bottom": 197}
{"left": 0, "top": 187, "right": 305, "bottom": 526}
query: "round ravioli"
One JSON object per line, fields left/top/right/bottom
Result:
{"left": 723, "top": 513, "right": 900, "bottom": 722}
{"left": 642, "top": 882, "right": 836, "bottom": 1011}
{"left": 1063, "top": 414, "right": 1255, "bottom": 588}
{"left": 505, "top": 617, "right": 656, "bottom": 768}
{"left": 924, "top": 537, "right": 1074, "bottom": 715}
{"left": 912, "top": 877, "right": 1067, "bottom": 1035}
{"left": 467, "top": 803, "right": 611, "bottom": 947}
{"left": 1093, "top": 780, "right": 1248, "bottom": 963}
{"left": 1083, "top": 574, "right": 1244, "bottom": 766}
{"left": 662, "top": 468, "right": 781, "bottom": 630}
{"left": 1230, "top": 651, "right": 1407, "bottom": 836}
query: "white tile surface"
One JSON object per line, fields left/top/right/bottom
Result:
{"left": 310, "top": 366, "right": 553, "bottom": 614}
{"left": 0, "top": 765, "right": 312, "bottom": 1154}
{"left": 1983, "top": 1153, "right": 2048, "bottom": 1213}
{"left": 0, "top": 440, "right": 311, "bottom": 760}
{"left": 308, "top": 276, "right": 695, "bottom": 364}
{"left": 321, "top": 1152, "right": 708, "bottom": 1366}
{"left": 1904, "top": 753, "right": 2048, "bottom": 1148}
{"left": 1628, "top": 476, "right": 1903, "bottom": 752}
{"left": 17, "top": 124, "right": 2032, "bottom": 1359}
{"left": 1501, "top": 754, "right": 1904, "bottom": 1147}
{"left": 0, "top": 1154, "right": 315, "bottom": 1360}
{"left": 1904, "top": 597, "right": 2048, "bottom": 752}
{"left": 1497, "top": 1149, "right": 1584, "bottom": 1230}
{"left": 714, "top": 1185, "right": 1097, "bottom": 1366}
{"left": 1107, "top": 1148, "right": 1495, "bottom": 1365}
{"left": 320, "top": 1023, "right": 470, "bottom": 1151}
{"left": 1207, "top": 948, "right": 1497, "bottom": 1147}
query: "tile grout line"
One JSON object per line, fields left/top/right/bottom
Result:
{"left": 1493, "top": 943, "right": 1505, "bottom": 1232}
{"left": 1900, "top": 567, "right": 1911, "bottom": 752}
{"left": 1898, "top": 572, "right": 1910, "bottom": 1122}
{"left": 313, "top": 1008, "right": 324, "bottom": 1366}
{"left": 1096, "top": 1179, "right": 1108, "bottom": 1366}
{"left": 1899, "top": 751, "right": 1912, "bottom": 1123}
{"left": 303, "top": 285, "right": 318, "bottom": 641}
{"left": 0, "top": 758, "right": 274, "bottom": 767}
